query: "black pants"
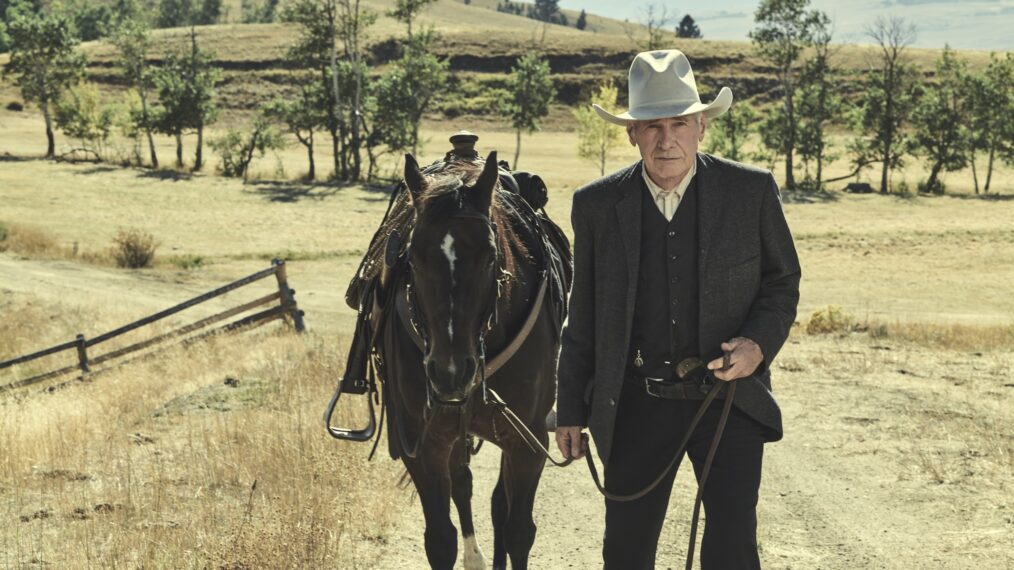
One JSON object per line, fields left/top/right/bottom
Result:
{"left": 602, "top": 379, "right": 766, "bottom": 570}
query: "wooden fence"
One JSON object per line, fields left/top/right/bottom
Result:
{"left": 0, "top": 259, "right": 305, "bottom": 392}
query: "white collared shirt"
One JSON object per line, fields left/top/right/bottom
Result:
{"left": 642, "top": 160, "right": 697, "bottom": 221}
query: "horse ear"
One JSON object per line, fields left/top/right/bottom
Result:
{"left": 404, "top": 154, "right": 426, "bottom": 207}
{"left": 470, "top": 151, "right": 498, "bottom": 214}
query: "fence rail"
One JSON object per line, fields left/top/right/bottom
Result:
{"left": 0, "top": 259, "right": 305, "bottom": 392}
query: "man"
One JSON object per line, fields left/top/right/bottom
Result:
{"left": 555, "top": 49, "right": 801, "bottom": 569}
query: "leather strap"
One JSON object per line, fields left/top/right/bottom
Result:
{"left": 395, "top": 271, "right": 549, "bottom": 379}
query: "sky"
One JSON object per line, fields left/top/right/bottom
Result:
{"left": 558, "top": 0, "right": 1014, "bottom": 51}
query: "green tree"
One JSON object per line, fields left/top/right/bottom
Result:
{"left": 387, "top": 0, "right": 435, "bottom": 40}
{"left": 241, "top": 0, "right": 281, "bottom": 23}
{"left": 54, "top": 82, "right": 117, "bottom": 161}
{"left": 209, "top": 117, "right": 285, "bottom": 181}
{"left": 157, "top": 0, "right": 221, "bottom": 28}
{"left": 264, "top": 80, "right": 326, "bottom": 180}
{"left": 2, "top": 1, "right": 86, "bottom": 157}
{"left": 151, "top": 28, "right": 219, "bottom": 169}
{"left": 707, "top": 102, "right": 757, "bottom": 163}
{"left": 112, "top": 17, "right": 159, "bottom": 168}
{"left": 676, "top": 14, "right": 701, "bottom": 38}
{"left": 573, "top": 81, "right": 624, "bottom": 175}
{"left": 966, "top": 53, "right": 1013, "bottom": 193}
{"left": 575, "top": 8, "right": 586, "bottom": 30}
{"left": 850, "top": 16, "right": 918, "bottom": 194}
{"left": 794, "top": 23, "right": 840, "bottom": 189}
{"left": 749, "top": 0, "right": 829, "bottom": 190}
{"left": 283, "top": 0, "right": 376, "bottom": 181}
{"left": 60, "top": 0, "right": 115, "bottom": 41}
{"left": 532, "top": 0, "right": 560, "bottom": 22}
{"left": 183, "top": 27, "right": 218, "bottom": 171}
{"left": 910, "top": 45, "right": 970, "bottom": 194}
{"left": 501, "top": 53, "right": 555, "bottom": 169}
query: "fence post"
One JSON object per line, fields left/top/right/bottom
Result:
{"left": 272, "top": 259, "right": 306, "bottom": 333}
{"left": 75, "top": 334, "right": 90, "bottom": 373}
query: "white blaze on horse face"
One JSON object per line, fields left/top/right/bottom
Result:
{"left": 462, "top": 534, "right": 486, "bottom": 570}
{"left": 441, "top": 232, "right": 456, "bottom": 342}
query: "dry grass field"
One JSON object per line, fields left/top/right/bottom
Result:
{"left": 2, "top": 111, "right": 1012, "bottom": 567}
{"left": 1, "top": 6, "right": 1013, "bottom": 564}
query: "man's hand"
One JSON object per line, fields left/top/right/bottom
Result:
{"left": 706, "top": 337, "right": 764, "bottom": 381}
{"left": 556, "top": 426, "right": 589, "bottom": 460}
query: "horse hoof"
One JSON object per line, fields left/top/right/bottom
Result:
{"left": 463, "top": 535, "right": 487, "bottom": 570}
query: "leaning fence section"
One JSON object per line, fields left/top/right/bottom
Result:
{"left": 0, "top": 259, "right": 305, "bottom": 392}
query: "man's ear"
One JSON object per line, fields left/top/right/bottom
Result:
{"left": 627, "top": 123, "right": 637, "bottom": 146}
{"left": 699, "top": 114, "right": 708, "bottom": 142}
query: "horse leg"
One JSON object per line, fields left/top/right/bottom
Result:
{"left": 491, "top": 454, "right": 508, "bottom": 570}
{"left": 450, "top": 439, "right": 487, "bottom": 570}
{"left": 403, "top": 450, "right": 458, "bottom": 570}
{"left": 501, "top": 439, "right": 547, "bottom": 570}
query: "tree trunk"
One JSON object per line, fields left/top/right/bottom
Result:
{"left": 925, "top": 162, "right": 942, "bottom": 194}
{"left": 985, "top": 142, "right": 995, "bottom": 193}
{"left": 879, "top": 140, "right": 891, "bottom": 194}
{"left": 175, "top": 133, "right": 184, "bottom": 168}
{"left": 194, "top": 122, "right": 204, "bottom": 171}
{"left": 970, "top": 148, "right": 979, "bottom": 194}
{"left": 783, "top": 69, "right": 796, "bottom": 191}
{"left": 514, "top": 129, "right": 521, "bottom": 170}
{"left": 306, "top": 134, "right": 316, "bottom": 181}
{"left": 42, "top": 104, "right": 55, "bottom": 158}
{"left": 331, "top": 127, "right": 340, "bottom": 181}
{"left": 140, "top": 92, "right": 158, "bottom": 169}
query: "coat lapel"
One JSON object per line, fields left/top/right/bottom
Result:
{"left": 614, "top": 162, "right": 643, "bottom": 342}
{"left": 695, "top": 152, "right": 724, "bottom": 354}
{"left": 695, "top": 153, "right": 721, "bottom": 257}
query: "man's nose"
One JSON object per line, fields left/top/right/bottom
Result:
{"left": 658, "top": 126, "right": 677, "bottom": 148}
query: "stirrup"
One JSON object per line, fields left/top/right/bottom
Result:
{"left": 324, "top": 382, "right": 377, "bottom": 442}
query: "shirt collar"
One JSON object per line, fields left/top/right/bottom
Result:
{"left": 641, "top": 158, "right": 697, "bottom": 201}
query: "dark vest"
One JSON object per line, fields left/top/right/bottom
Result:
{"left": 626, "top": 175, "right": 700, "bottom": 379}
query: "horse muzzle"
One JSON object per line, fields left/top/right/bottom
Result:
{"left": 425, "top": 355, "right": 479, "bottom": 406}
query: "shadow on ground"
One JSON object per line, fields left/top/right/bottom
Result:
{"left": 243, "top": 179, "right": 397, "bottom": 203}
{"left": 136, "top": 169, "right": 195, "bottom": 182}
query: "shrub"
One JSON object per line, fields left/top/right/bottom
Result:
{"left": 112, "top": 228, "right": 157, "bottom": 268}
{"left": 0, "top": 222, "right": 8, "bottom": 243}
{"left": 917, "top": 179, "right": 946, "bottom": 195}
{"left": 169, "top": 254, "right": 205, "bottom": 270}
{"left": 806, "top": 305, "right": 856, "bottom": 335}
{"left": 210, "top": 119, "right": 285, "bottom": 181}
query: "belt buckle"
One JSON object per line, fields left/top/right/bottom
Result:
{"left": 644, "top": 377, "right": 663, "bottom": 398}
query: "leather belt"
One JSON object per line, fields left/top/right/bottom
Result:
{"left": 630, "top": 375, "right": 725, "bottom": 400}
{"left": 628, "top": 356, "right": 725, "bottom": 400}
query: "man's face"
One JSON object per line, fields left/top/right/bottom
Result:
{"left": 627, "top": 114, "right": 706, "bottom": 188}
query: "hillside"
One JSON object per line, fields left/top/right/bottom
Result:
{"left": 0, "top": 0, "right": 999, "bottom": 126}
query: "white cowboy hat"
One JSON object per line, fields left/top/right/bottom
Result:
{"left": 594, "top": 49, "right": 733, "bottom": 126}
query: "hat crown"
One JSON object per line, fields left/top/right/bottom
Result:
{"left": 628, "top": 50, "right": 701, "bottom": 110}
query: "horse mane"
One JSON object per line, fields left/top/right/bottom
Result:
{"left": 360, "top": 159, "right": 531, "bottom": 290}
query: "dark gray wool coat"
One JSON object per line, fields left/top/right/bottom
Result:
{"left": 556, "top": 152, "right": 801, "bottom": 464}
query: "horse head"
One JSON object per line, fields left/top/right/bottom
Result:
{"left": 403, "top": 151, "right": 502, "bottom": 405}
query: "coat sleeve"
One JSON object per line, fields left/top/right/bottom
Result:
{"left": 737, "top": 173, "right": 801, "bottom": 371}
{"left": 556, "top": 192, "right": 595, "bottom": 427}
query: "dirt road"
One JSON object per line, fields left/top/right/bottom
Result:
{"left": 368, "top": 338, "right": 1012, "bottom": 569}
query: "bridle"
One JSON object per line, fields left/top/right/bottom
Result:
{"left": 402, "top": 210, "right": 509, "bottom": 410}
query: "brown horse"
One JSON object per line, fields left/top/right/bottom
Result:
{"left": 377, "top": 151, "right": 567, "bottom": 569}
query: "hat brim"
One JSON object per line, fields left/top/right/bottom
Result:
{"left": 593, "top": 86, "right": 733, "bottom": 126}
